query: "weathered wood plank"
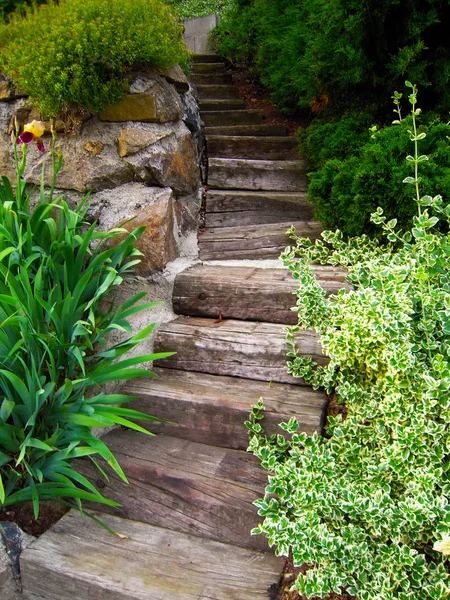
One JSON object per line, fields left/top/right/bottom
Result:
{"left": 196, "top": 85, "right": 240, "bottom": 99}
{"left": 205, "top": 190, "right": 312, "bottom": 227}
{"left": 201, "top": 110, "right": 265, "bottom": 127}
{"left": 206, "top": 123, "right": 288, "bottom": 136}
{"left": 198, "top": 221, "right": 323, "bottom": 260}
{"left": 154, "top": 316, "right": 325, "bottom": 385}
{"left": 21, "top": 510, "right": 282, "bottom": 600}
{"left": 199, "top": 99, "right": 246, "bottom": 111}
{"left": 207, "top": 135, "right": 299, "bottom": 160}
{"left": 208, "top": 158, "right": 307, "bottom": 191}
{"left": 173, "top": 264, "right": 348, "bottom": 323}
{"left": 191, "top": 62, "right": 228, "bottom": 74}
{"left": 190, "top": 73, "right": 233, "bottom": 85}
{"left": 127, "top": 369, "right": 327, "bottom": 449}
{"left": 76, "top": 432, "right": 270, "bottom": 551}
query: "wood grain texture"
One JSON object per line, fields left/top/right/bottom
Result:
{"left": 207, "top": 135, "right": 299, "bottom": 160}
{"left": 172, "top": 264, "right": 348, "bottom": 323}
{"left": 76, "top": 432, "right": 270, "bottom": 551}
{"left": 154, "top": 316, "right": 325, "bottom": 385}
{"left": 198, "top": 221, "right": 323, "bottom": 260}
{"left": 201, "top": 110, "right": 265, "bottom": 127}
{"left": 208, "top": 158, "right": 307, "bottom": 191}
{"left": 21, "top": 510, "right": 282, "bottom": 600}
{"left": 199, "top": 99, "right": 246, "bottom": 111}
{"left": 205, "top": 123, "right": 288, "bottom": 137}
{"left": 196, "top": 85, "right": 240, "bottom": 99}
{"left": 127, "top": 368, "right": 327, "bottom": 449}
{"left": 205, "top": 189, "right": 312, "bottom": 227}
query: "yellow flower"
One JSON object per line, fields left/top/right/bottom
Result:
{"left": 433, "top": 536, "right": 450, "bottom": 555}
{"left": 23, "top": 120, "right": 46, "bottom": 138}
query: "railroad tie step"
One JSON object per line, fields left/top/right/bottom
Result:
{"left": 76, "top": 431, "right": 272, "bottom": 551}
{"left": 191, "top": 62, "right": 228, "bottom": 74}
{"left": 125, "top": 369, "right": 328, "bottom": 449}
{"left": 172, "top": 264, "right": 349, "bottom": 323}
{"left": 208, "top": 158, "right": 307, "bottom": 191}
{"left": 154, "top": 316, "right": 326, "bottom": 385}
{"left": 198, "top": 220, "right": 323, "bottom": 260}
{"left": 20, "top": 510, "right": 282, "bottom": 600}
{"left": 196, "top": 84, "right": 240, "bottom": 99}
{"left": 199, "top": 99, "right": 247, "bottom": 111}
{"left": 205, "top": 189, "right": 313, "bottom": 227}
{"left": 207, "top": 135, "right": 299, "bottom": 160}
{"left": 201, "top": 110, "right": 265, "bottom": 127}
{"left": 190, "top": 72, "right": 233, "bottom": 85}
{"left": 192, "top": 54, "right": 225, "bottom": 63}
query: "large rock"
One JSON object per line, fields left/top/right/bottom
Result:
{"left": 0, "top": 522, "right": 35, "bottom": 599}
{"left": 91, "top": 183, "right": 177, "bottom": 274}
{"left": 156, "top": 65, "right": 190, "bottom": 93}
{"left": 117, "top": 127, "right": 171, "bottom": 158}
{"left": 99, "top": 73, "right": 183, "bottom": 123}
{"left": 0, "top": 133, "right": 16, "bottom": 181}
{"left": 23, "top": 119, "right": 134, "bottom": 192}
{"left": 124, "top": 121, "right": 200, "bottom": 196}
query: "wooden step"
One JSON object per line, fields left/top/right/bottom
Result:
{"left": 173, "top": 264, "right": 348, "bottom": 324}
{"left": 191, "top": 62, "right": 228, "bottom": 74}
{"left": 199, "top": 99, "right": 246, "bottom": 111}
{"left": 77, "top": 431, "right": 271, "bottom": 551}
{"left": 127, "top": 369, "right": 327, "bottom": 449}
{"left": 202, "top": 110, "right": 265, "bottom": 127}
{"left": 206, "top": 123, "right": 288, "bottom": 136}
{"left": 205, "top": 189, "right": 313, "bottom": 227}
{"left": 198, "top": 221, "right": 322, "bottom": 260}
{"left": 192, "top": 54, "right": 224, "bottom": 63}
{"left": 190, "top": 72, "right": 233, "bottom": 85}
{"left": 196, "top": 84, "right": 240, "bottom": 99}
{"left": 21, "top": 510, "right": 282, "bottom": 600}
{"left": 154, "top": 316, "right": 325, "bottom": 384}
{"left": 208, "top": 158, "right": 307, "bottom": 191}
{"left": 207, "top": 135, "right": 299, "bottom": 160}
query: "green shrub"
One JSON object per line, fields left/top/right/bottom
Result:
{"left": 214, "top": 0, "right": 450, "bottom": 116}
{"left": 247, "top": 85, "right": 450, "bottom": 599}
{"left": 305, "top": 105, "right": 450, "bottom": 237}
{"left": 0, "top": 131, "right": 173, "bottom": 521}
{"left": 0, "top": 0, "right": 189, "bottom": 117}
{"left": 0, "top": 0, "right": 46, "bottom": 21}
{"left": 165, "top": 0, "right": 232, "bottom": 19}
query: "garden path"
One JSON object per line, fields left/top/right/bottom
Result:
{"left": 18, "top": 55, "right": 346, "bottom": 600}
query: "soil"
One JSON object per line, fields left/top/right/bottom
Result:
{"left": 230, "top": 66, "right": 308, "bottom": 135}
{"left": 0, "top": 502, "right": 69, "bottom": 537}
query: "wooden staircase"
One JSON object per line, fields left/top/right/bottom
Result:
{"left": 19, "top": 54, "right": 340, "bottom": 600}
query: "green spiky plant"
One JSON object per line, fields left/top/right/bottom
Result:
{"left": 0, "top": 130, "right": 173, "bottom": 527}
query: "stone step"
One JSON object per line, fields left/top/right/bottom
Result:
{"left": 208, "top": 158, "right": 307, "bottom": 191}
{"left": 198, "top": 221, "right": 323, "bottom": 260}
{"left": 154, "top": 316, "right": 325, "bottom": 385}
{"left": 196, "top": 84, "right": 240, "bottom": 99}
{"left": 207, "top": 135, "right": 299, "bottom": 160}
{"left": 202, "top": 110, "right": 265, "bottom": 127}
{"left": 190, "top": 72, "right": 233, "bottom": 85}
{"left": 20, "top": 510, "right": 282, "bottom": 600}
{"left": 199, "top": 99, "right": 247, "bottom": 111}
{"left": 192, "top": 54, "right": 224, "bottom": 63}
{"left": 191, "top": 62, "right": 228, "bottom": 74}
{"left": 206, "top": 123, "right": 288, "bottom": 136}
{"left": 76, "top": 431, "right": 271, "bottom": 551}
{"left": 205, "top": 189, "right": 313, "bottom": 227}
{"left": 173, "top": 264, "right": 348, "bottom": 324}
{"left": 126, "top": 369, "right": 327, "bottom": 449}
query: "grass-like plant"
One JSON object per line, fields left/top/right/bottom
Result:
{"left": 0, "top": 128, "right": 173, "bottom": 524}
{"left": 247, "top": 84, "right": 450, "bottom": 598}
{"left": 0, "top": 0, "right": 189, "bottom": 117}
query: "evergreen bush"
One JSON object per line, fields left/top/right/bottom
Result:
{"left": 0, "top": 0, "right": 189, "bottom": 117}
{"left": 247, "top": 84, "right": 450, "bottom": 600}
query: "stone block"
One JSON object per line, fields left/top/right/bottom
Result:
{"left": 91, "top": 183, "right": 177, "bottom": 274}
{"left": 117, "top": 127, "right": 171, "bottom": 158}
{"left": 99, "top": 73, "right": 183, "bottom": 123}
{"left": 156, "top": 65, "right": 190, "bottom": 94}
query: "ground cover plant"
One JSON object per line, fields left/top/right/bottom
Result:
{"left": 0, "top": 124, "right": 173, "bottom": 523}
{"left": 0, "top": 0, "right": 188, "bottom": 117}
{"left": 165, "top": 0, "right": 231, "bottom": 19}
{"left": 247, "top": 85, "right": 450, "bottom": 599}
